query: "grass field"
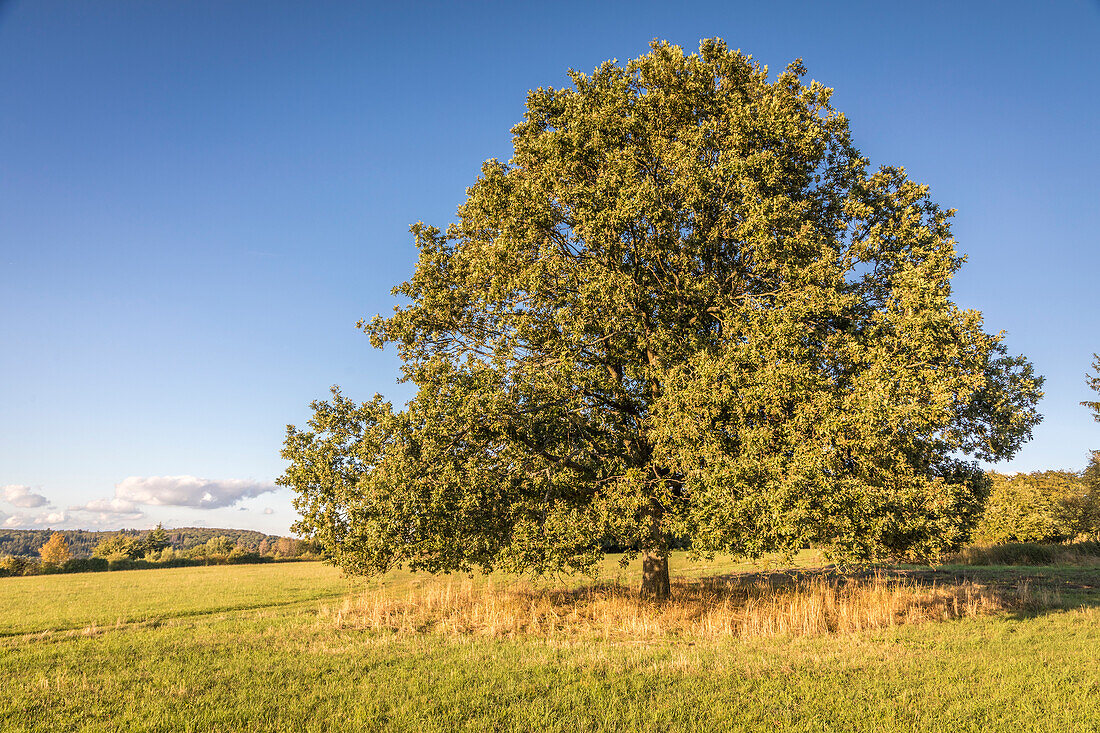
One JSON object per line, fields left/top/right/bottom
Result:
{"left": 1, "top": 557, "right": 1098, "bottom": 732}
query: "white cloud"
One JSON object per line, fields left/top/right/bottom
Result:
{"left": 1, "top": 484, "right": 49, "bottom": 508}
{"left": 72, "top": 497, "right": 141, "bottom": 515}
{"left": 114, "top": 475, "right": 276, "bottom": 509}
{"left": 83, "top": 511, "right": 145, "bottom": 526}
{"left": 66, "top": 497, "right": 147, "bottom": 526}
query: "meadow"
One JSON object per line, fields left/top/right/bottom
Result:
{"left": 1, "top": 556, "right": 1098, "bottom": 732}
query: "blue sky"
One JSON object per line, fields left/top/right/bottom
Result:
{"left": 2, "top": 0, "right": 1098, "bottom": 534}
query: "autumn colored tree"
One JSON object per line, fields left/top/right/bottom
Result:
{"left": 38, "top": 532, "right": 71, "bottom": 566}
{"left": 281, "top": 40, "right": 1043, "bottom": 598}
{"left": 274, "top": 537, "right": 300, "bottom": 558}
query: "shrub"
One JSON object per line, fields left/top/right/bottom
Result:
{"left": 0, "top": 555, "right": 39, "bottom": 576}
{"left": 63, "top": 557, "right": 109, "bottom": 573}
{"left": 974, "top": 471, "right": 1096, "bottom": 544}
{"left": 107, "top": 558, "right": 159, "bottom": 572}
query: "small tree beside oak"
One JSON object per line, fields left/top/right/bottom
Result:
{"left": 280, "top": 40, "right": 1043, "bottom": 599}
{"left": 1083, "top": 353, "right": 1100, "bottom": 520}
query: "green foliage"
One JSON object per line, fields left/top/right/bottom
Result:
{"left": 282, "top": 39, "right": 1043, "bottom": 580}
{"left": 1083, "top": 353, "right": 1100, "bottom": 423}
{"left": 0, "top": 527, "right": 290, "bottom": 559}
{"left": 975, "top": 471, "right": 1099, "bottom": 544}
{"left": 0, "top": 529, "right": 106, "bottom": 559}
{"left": 203, "top": 536, "right": 235, "bottom": 557}
{"left": 92, "top": 534, "right": 145, "bottom": 561}
{"left": 61, "top": 557, "right": 109, "bottom": 573}
{"left": 0, "top": 555, "right": 37, "bottom": 577}
{"left": 142, "top": 523, "right": 171, "bottom": 557}
{"left": 0, "top": 548, "right": 283, "bottom": 577}
{"left": 162, "top": 527, "right": 282, "bottom": 554}
{"left": 1082, "top": 452, "right": 1100, "bottom": 539}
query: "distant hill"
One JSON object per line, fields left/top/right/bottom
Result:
{"left": 0, "top": 527, "right": 294, "bottom": 558}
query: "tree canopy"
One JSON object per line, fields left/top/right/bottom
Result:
{"left": 280, "top": 40, "right": 1043, "bottom": 597}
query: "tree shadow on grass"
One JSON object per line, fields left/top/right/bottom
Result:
{"left": 335, "top": 565, "right": 1081, "bottom": 640}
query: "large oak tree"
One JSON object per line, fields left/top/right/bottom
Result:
{"left": 280, "top": 40, "right": 1043, "bottom": 598}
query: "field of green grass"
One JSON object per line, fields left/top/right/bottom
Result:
{"left": 2, "top": 556, "right": 1098, "bottom": 732}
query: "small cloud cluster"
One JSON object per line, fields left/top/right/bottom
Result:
{"left": 68, "top": 496, "right": 146, "bottom": 525}
{"left": 1, "top": 485, "right": 62, "bottom": 527}
{"left": 2, "top": 484, "right": 49, "bottom": 508}
{"left": 2, "top": 510, "right": 68, "bottom": 528}
{"left": 76, "top": 497, "right": 141, "bottom": 513}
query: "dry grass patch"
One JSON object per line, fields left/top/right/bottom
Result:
{"left": 323, "top": 571, "right": 1056, "bottom": 641}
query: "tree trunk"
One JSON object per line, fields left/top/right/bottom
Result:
{"left": 639, "top": 551, "right": 670, "bottom": 600}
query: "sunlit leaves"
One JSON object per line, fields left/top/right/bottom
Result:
{"left": 281, "top": 39, "right": 1043, "bottom": 577}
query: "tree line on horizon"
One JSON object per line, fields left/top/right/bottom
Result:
{"left": 1, "top": 524, "right": 322, "bottom": 577}
{"left": 0, "top": 526, "right": 307, "bottom": 560}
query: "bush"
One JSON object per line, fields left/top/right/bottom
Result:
{"left": 107, "top": 558, "right": 159, "bottom": 572}
{"left": 974, "top": 471, "right": 1097, "bottom": 544}
{"left": 0, "top": 555, "right": 39, "bottom": 577}
{"left": 63, "top": 557, "right": 109, "bottom": 573}
{"left": 157, "top": 557, "right": 202, "bottom": 569}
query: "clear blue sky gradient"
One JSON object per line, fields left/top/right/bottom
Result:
{"left": 2, "top": 0, "right": 1098, "bottom": 533}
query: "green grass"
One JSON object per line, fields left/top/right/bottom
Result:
{"left": 0, "top": 561, "right": 349, "bottom": 636}
{"left": 1, "top": 557, "right": 1098, "bottom": 732}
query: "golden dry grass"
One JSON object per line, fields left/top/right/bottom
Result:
{"left": 322, "top": 571, "right": 1056, "bottom": 641}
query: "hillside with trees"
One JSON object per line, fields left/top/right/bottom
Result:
{"left": 0, "top": 527, "right": 296, "bottom": 559}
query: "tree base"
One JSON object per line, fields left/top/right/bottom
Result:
{"left": 639, "top": 551, "right": 670, "bottom": 600}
